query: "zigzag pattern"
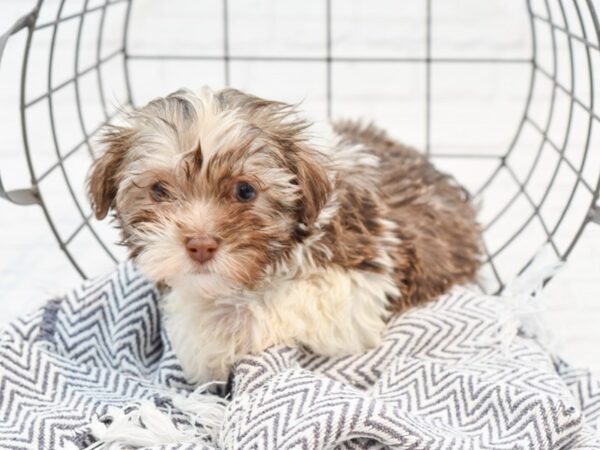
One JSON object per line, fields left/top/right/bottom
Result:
{"left": 222, "top": 290, "right": 600, "bottom": 449}
{"left": 0, "top": 263, "right": 194, "bottom": 450}
{"left": 0, "top": 264, "right": 598, "bottom": 449}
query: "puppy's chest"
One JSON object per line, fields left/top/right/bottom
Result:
{"left": 163, "top": 267, "right": 396, "bottom": 382}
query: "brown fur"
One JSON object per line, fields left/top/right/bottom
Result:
{"left": 89, "top": 126, "right": 137, "bottom": 219}
{"left": 332, "top": 120, "right": 482, "bottom": 310}
{"left": 88, "top": 88, "right": 481, "bottom": 316}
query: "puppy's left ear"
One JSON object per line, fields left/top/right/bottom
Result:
{"left": 293, "top": 145, "right": 331, "bottom": 226}
{"left": 88, "top": 125, "right": 135, "bottom": 220}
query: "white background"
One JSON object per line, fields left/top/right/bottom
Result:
{"left": 0, "top": 0, "right": 599, "bottom": 371}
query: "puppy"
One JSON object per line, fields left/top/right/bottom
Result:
{"left": 88, "top": 87, "right": 481, "bottom": 383}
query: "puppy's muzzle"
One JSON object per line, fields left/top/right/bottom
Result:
{"left": 186, "top": 235, "right": 218, "bottom": 264}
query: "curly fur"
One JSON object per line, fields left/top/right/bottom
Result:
{"left": 88, "top": 87, "right": 482, "bottom": 382}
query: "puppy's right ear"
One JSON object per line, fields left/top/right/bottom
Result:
{"left": 88, "top": 125, "right": 135, "bottom": 220}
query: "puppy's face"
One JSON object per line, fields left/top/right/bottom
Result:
{"left": 88, "top": 88, "right": 330, "bottom": 293}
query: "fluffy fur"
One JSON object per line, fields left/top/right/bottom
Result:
{"left": 88, "top": 87, "right": 482, "bottom": 383}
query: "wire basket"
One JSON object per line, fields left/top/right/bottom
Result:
{"left": 0, "top": 0, "right": 599, "bottom": 293}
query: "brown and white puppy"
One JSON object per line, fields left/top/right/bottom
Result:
{"left": 88, "top": 87, "right": 482, "bottom": 383}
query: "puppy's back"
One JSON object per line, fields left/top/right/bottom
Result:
{"left": 332, "top": 120, "right": 482, "bottom": 310}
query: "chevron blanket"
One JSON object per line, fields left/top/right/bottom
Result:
{"left": 0, "top": 262, "right": 599, "bottom": 450}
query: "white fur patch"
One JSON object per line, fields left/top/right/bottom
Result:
{"left": 163, "top": 266, "right": 398, "bottom": 383}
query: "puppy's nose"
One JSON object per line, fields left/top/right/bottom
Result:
{"left": 186, "top": 235, "right": 218, "bottom": 264}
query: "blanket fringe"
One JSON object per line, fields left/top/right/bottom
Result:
{"left": 88, "top": 383, "right": 228, "bottom": 449}
{"left": 502, "top": 245, "right": 563, "bottom": 298}
{"left": 494, "top": 245, "right": 564, "bottom": 353}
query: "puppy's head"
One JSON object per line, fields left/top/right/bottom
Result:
{"left": 88, "top": 88, "right": 331, "bottom": 293}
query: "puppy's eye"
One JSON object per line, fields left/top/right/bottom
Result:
{"left": 150, "top": 182, "right": 170, "bottom": 202}
{"left": 234, "top": 182, "right": 257, "bottom": 202}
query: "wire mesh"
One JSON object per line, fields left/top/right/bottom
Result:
{"left": 4, "top": 0, "right": 600, "bottom": 291}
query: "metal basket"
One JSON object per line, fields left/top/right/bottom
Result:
{"left": 1, "top": 0, "right": 599, "bottom": 292}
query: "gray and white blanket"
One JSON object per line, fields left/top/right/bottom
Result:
{"left": 0, "top": 262, "right": 599, "bottom": 449}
